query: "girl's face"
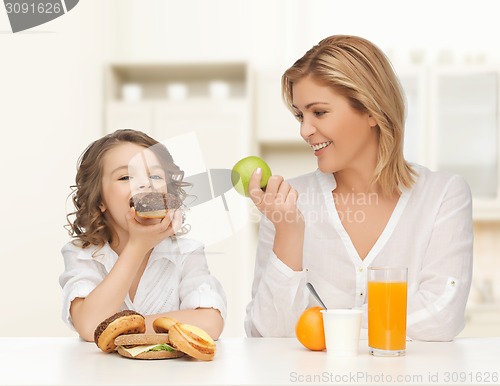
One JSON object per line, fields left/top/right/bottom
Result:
{"left": 99, "top": 142, "right": 168, "bottom": 232}
{"left": 292, "top": 76, "right": 378, "bottom": 174}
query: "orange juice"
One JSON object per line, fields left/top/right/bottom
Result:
{"left": 368, "top": 281, "right": 407, "bottom": 351}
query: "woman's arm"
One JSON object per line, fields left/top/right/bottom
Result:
{"left": 144, "top": 308, "right": 223, "bottom": 340}
{"left": 244, "top": 214, "right": 309, "bottom": 337}
{"left": 249, "top": 169, "right": 305, "bottom": 270}
{"left": 244, "top": 170, "right": 309, "bottom": 337}
{"left": 407, "top": 175, "right": 473, "bottom": 341}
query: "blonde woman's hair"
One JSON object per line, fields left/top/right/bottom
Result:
{"left": 66, "top": 129, "right": 189, "bottom": 248}
{"left": 282, "top": 35, "right": 415, "bottom": 195}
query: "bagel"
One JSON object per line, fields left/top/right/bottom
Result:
{"left": 167, "top": 322, "right": 216, "bottom": 361}
{"left": 93, "top": 310, "right": 145, "bottom": 353}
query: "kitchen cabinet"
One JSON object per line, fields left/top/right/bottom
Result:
{"left": 104, "top": 62, "right": 251, "bottom": 157}
{"left": 398, "top": 65, "right": 500, "bottom": 219}
{"left": 152, "top": 98, "right": 248, "bottom": 168}
{"left": 404, "top": 65, "right": 500, "bottom": 221}
{"left": 429, "top": 66, "right": 500, "bottom": 219}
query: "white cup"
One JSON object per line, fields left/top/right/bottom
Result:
{"left": 321, "top": 309, "right": 363, "bottom": 357}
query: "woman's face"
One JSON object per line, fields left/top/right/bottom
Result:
{"left": 99, "top": 142, "right": 168, "bottom": 233}
{"left": 292, "top": 76, "right": 378, "bottom": 174}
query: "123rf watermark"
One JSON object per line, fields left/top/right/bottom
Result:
{"left": 289, "top": 371, "right": 499, "bottom": 384}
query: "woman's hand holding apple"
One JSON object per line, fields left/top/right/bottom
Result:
{"left": 231, "top": 155, "right": 304, "bottom": 270}
{"left": 248, "top": 169, "right": 305, "bottom": 271}
{"left": 248, "top": 169, "right": 304, "bottom": 231}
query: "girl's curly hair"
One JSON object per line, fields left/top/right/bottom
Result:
{"left": 66, "top": 129, "right": 189, "bottom": 248}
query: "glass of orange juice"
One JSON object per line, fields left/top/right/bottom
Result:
{"left": 368, "top": 266, "right": 408, "bottom": 356}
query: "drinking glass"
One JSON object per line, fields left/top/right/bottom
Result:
{"left": 368, "top": 266, "right": 408, "bottom": 356}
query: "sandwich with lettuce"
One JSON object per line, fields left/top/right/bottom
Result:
{"left": 114, "top": 333, "right": 184, "bottom": 360}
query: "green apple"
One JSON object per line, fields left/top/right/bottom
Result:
{"left": 231, "top": 156, "right": 272, "bottom": 197}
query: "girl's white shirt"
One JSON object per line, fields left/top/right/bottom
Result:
{"left": 60, "top": 237, "right": 227, "bottom": 330}
{"left": 245, "top": 164, "right": 473, "bottom": 341}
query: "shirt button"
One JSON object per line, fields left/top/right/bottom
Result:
{"left": 358, "top": 267, "right": 364, "bottom": 272}
{"left": 360, "top": 292, "right": 364, "bottom": 296}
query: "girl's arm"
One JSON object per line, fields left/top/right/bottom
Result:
{"left": 70, "top": 209, "right": 182, "bottom": 342}
{"left": 144, "top": 308, "right": 223, "bottom": 340}
{"left": 70, "top": 243, "right": 150, "bottom": 341}
{"left": 162, "top": 242, "right": 227, "bottom": 340}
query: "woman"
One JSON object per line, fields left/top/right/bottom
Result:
{"left": 244, "top": 35, "right": 473, "bottom": 341}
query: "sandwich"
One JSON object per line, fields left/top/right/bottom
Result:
{"left": 93, "top": 312, "right": 216, "bottom": 361}
{"left": 114, "top": 333, "right": 184, "bottom": 360}
{"left": 129, "top": 192, "right": 182, "bottom": 219}
{"left": 154, "top": 317, "right": 216, "bottom": 361}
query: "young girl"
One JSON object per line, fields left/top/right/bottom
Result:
{"left": 60, "top": 129, "right": 226, "bottom": 341}
{"left": 245, "top": 35, "right": 473, "bottom": 341}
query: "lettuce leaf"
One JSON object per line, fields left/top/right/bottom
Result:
{"left": 147, "top": 344, "right": 175, "bottom": 352}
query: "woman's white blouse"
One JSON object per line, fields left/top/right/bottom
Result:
{"left": 59, "top": 237, "right": 227, "bottom": 330}
{"left": 245, "top": 164, "right": 473, "bottom": 341}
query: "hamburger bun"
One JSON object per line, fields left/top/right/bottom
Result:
{"left": 129, "top": 192, "right": 182, "bottom": 219}
{"left": 115, "top": 333, "right": 170, "bottom": 346}
{"left": 153, "top": 316, "right": 179, "bottom": 333}
{"left": 167, "top": 322, "right": 216, "bottom": 361}
{"left": 114, "top": 333, "right": 184, "bottom": 360}
{"left": 94, "top": 310, "right": 145, "bottom": 353}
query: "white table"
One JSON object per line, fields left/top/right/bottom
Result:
{"left": 0, "top": 337, "right": 499, "bottom": 385}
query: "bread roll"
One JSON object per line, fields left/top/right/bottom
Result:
{"left": 167, "top": 323, "right": 216, "bottom": 361}
{"left": 93, "top": 310, "right": 145, "bottom": 353}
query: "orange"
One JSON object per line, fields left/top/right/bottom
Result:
{"left": 295, "top": 306, "right": 326, "bottom": 351}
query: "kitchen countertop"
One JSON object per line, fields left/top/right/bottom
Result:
{"left": 0, "top": 337, "right": 499, "bottom": 385}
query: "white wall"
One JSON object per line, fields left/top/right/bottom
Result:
{"left": 0, "top": 2, "right": 113, "bottom": 336}
{"left": 1, "top": 0, "right": 499, "bottom": 337}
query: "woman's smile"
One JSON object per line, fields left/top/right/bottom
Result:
{"left": 310, "top": 140, "right": 333, "bottom": 155}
